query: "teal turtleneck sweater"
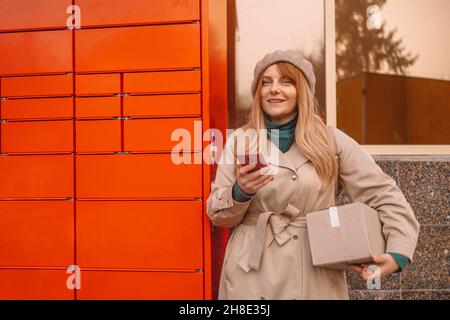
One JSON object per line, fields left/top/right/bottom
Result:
{"left": 264, "top": 113, "right": 298, "bottom": 153}
{"left": 230, "top": 113, "right": 409, "bottom": 272}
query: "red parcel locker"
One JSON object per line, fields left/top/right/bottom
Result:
{"left": 0, "top": 0, "right": 230, "bottom": 300}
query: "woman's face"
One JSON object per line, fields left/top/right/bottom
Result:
{"left": 260, "top": 64, "right": 298, "bottom": 125}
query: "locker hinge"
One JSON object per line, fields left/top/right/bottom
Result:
{"left": 112, "top": 116, "right": 129, "bottom": 120}
{"left": 192, "top": 20, "right": 200, "bottom": 24}
{"left": 193, "top": 67, "right": 200, "bottom": 71}
{"left": 0, "top": 119, "right": 6, "bottom": 123}
{"left": 0, "top": 97, "right": 7, "bottom": 100}
{"left": 67, "top": 197, "right": 75, "bottom": 201}
{"left": 194, "top": 197, "right": 203, "bottom": 201}
{"left": 0, "top": 153, "right": 7, "bottom": 156}
{"left": 113, "top": 151, "right": 130, "bottom": 155}
{"left": 195, "top": 269, "right": 203, "bottom": 273}
{"left": 113, "top": 93, "right": 130, "bottom": 97}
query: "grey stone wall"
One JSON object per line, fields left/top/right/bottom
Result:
{"left": 338, "top": 156, "right": 450, "bottom": 300}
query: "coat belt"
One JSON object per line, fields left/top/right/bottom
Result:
{"left": 240, "top": 204, "right": 307, "bottom": 272}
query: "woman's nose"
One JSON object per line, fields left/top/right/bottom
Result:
{"left": 270, "top": 82, "right": 281, "bottom": 94}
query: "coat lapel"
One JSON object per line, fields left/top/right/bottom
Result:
{"left": 267, "top": 139, "right": 309, "bottom": 172}
{"left": 284, "top": 141, "right": 310, "bottom": 171}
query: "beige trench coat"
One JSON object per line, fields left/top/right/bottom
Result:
{"left": 206, "top": 125, "right": 420, "bottom": 300}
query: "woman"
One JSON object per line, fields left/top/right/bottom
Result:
{"left": 206, "top": 49, "right": 420, "bottom": 300}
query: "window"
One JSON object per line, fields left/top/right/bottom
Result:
{"left": 230, "top": 0, "right": 325, "bottom": 128}
{"left": 328, "top": 0, "right": 450, "bottom": 152}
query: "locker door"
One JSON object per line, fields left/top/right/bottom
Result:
{"left": 123, "top": 94, "right": 201, "bottom": 118}
{"left": 123, "top": 70, "right": 201, "bottom": 95}
{"left": 0, "top": 30, "right": 72, "bottom": 75}
{"left": 76, "top": 154, "right": 202, "bottom": 199}
{"left": 76, "top": 119, "right": 121, "bottom": 153}
{"left": 124, "top": 118, "right": 201, "bottom": 152}
{"left": 75, "top": 97, "right": 121, "bottom": 119}
{"left": 76, "top": 201, "right": 203, "bottom": 269}
{"left": 0, "top": 155, "right": 74, "bottom": 198}
{"left": 76, "top": 74, "right": 120, "bottom": 96}
{"left": 1, "top": 74, "right": 73, "bottom": 98}
{"left": 75, "top": 25, "right": 200, "bottom": 72}
{"left": 1, "top": 98, "right": 73, "bottom": 120}
{"left": 77, "top": 271, "right": 203, "bottom": 300}
{"left": 1, "top": 120, "right": 73, "bottom": 153}
{"left": 75, "top": 0, "right": 200, "bottom": 27}
{"left": 0, "top": 269, "right": 74, "bottom": 300}
{"left": 0, "top": 0, "right": 72, "bottom": 31}
{"left": 0, "top": 201, "right": 74, "bottom": 267}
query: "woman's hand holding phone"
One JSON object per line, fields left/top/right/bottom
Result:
{"left": 236, "top": 164, "right": 274, "bottom": 195}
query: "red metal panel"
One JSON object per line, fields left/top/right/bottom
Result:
{"left": 76, "top": 201, "right": 203, "bottom": 269}
{"left": 76, "top": 120, "right": 121, "bottom": 153}
{"left": 123, "top": 94, "right": 201, "bottom": 118}
{"left": 0, "top": 269, "right": 74, "bottom": 300}
{"left": 124, "top": 118, "right": 200, "bottom": 152}
{"left": 76, "top": 74, "right": 120, "bottom": 96}
{"left": 75, "top": 0, "right": 200, "bottom": 27}
{"left": 76, "top": 154, "right": 202, "bottom": 199}
{"left": 0, "top": 201, "right": 74, "bottom": 267}
{"left": 0, "top": 0, "right": 72, "bottom": 31}
{"left": 0, "top": 155, "right": 74, "bottom": 198}
{"left": 0, "top": 30, "right": 72, "bottom": 75}
{"left": 77, "top": 271, "right": 203, "bottom": 300}
{"left": 1, "top": 75, "right": 73, "bottom": 98}
{"left": 1, "top": 120, "right": 73, "bottom": 153}
{"left": 1, "top": 98, "right": 73, "bottom": 120}
{"left": 75, "top": 25, "right": 200, "bottom": 72}
{"left": 123, "top": 71, "right": 201, "bottom": 94}
{"left": 75, "top": 97, "right": 121, "bottom": 119}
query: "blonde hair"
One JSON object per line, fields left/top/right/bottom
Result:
{"left": 247, "top": 62, "right": 338, "bottom": 191}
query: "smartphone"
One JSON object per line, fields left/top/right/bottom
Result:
{"left": 236, "top": 152, "right": 268, "bottom": 173}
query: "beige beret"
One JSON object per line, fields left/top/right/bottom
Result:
{"left": 251, "top": 49, "right": 316, "bottom": 96}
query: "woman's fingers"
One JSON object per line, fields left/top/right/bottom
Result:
{"left": 251, "top": 174, "right": 272, "bottom": 186}
{"left": 346, "top": 264, "right": 363, "bottom": 272}
{"left": 238, "top": 164, "right": 257, "bottom": 175}
{"left": 361, "top": 264, "right": 384, "bottom": 280}
{"left": 253, "top": 175, "right": 274, "bottom": 190}
{"left": 242, "top": 175, "right": 272, "bottom": 193}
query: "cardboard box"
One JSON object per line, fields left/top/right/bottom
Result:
{"left": 306, "top": 202, "right": 386, "bottom": 270}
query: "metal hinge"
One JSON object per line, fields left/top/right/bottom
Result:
{"left": 113, "top": 151, "right": 130, "bottom": 155}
